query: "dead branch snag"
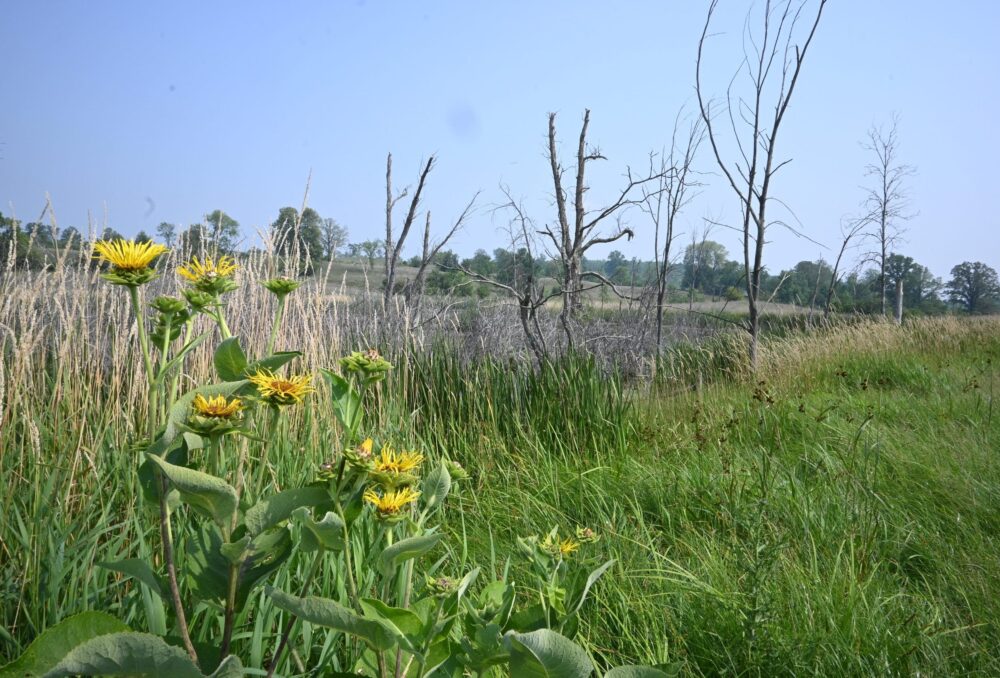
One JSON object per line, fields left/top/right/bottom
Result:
{"left": 695, "top": 0, "right": 828, "bottom": 369}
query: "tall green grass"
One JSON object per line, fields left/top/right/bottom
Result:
{"left": 2, "top": 309, "right": 999, "bottom": 675}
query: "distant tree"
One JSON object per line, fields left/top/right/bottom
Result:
{"left": 204, "top": 209, "right": 240, "bottom": 253}
{"left": 357, "top": 239, "right": 385, "bottom": 268}
{"left": 462, "top": 249, "right": 494, "bottom": 277}
{"left": 100, "top": 227, "right": 124, "bottom": 241}
{"left": 320, "top": 218, "right": 349, "bottom": 259}
{"left": 156, "top": 222, "right": 177, "bottom": 247}
{"left": 859, "top": 115, "right": 915, "bottom": 315}
{"left": 271, "top": 207, "right": 323, "bottom": 260}
{"left": 604, "top": 250, "right": 628, "bottom": 283}
{"left": 177, "top": 224, "right": 207, "bottom": 254}
{"left": 947, "top": 262, "right": 1000, "bottom": 314}
{"left": 59, "top": 226, "right": 83, "bottom": 249}
{"left": 681, "top": 238, "right": 729, "bottom": 296}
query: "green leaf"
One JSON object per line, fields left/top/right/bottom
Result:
{"left": 187, "top": 525, "right": 292, "bottom": 610}
{"left": 244, "top": 486, "right": 331, "bottom": 536}
{"left": 422, "top": 462, "right": 452, "bottom": 512}
{"left": 220, "top": 536, "right": 251, "bottom": 564}
{"left": 378, "top": 533, "right": 442, "bottom": 576}
{"left": 39, "top": 631, "right": 243, "bottom": 677}
{"left": 359, "top": 599, "right": 424, "bottom": 653}
{"left": 605, "top": 667, "right": 676, "bottom": 678}
{"left": 98, "top": 559, "right": 165, "bottom": 597}
{"left": 146, "top": 454, "right": 238, "bottom": 527}
{"left": 0, "top": 611, "right": 129, "bottom": 677}
{"left": 249, "top": 351, "right": 302, "bottom": 375}
{"left": 267, "top": 587, "right": 399, "bottom": 651}
{"left": 214, "top": 337, "right": 249, "bottom": 382}
{"left": 570, "top": 559, "right": 615, "bottom": 617}
{"left": 320, "top": 369, "right": 362, "bottom": 433}
{"left": 292, "top": 507, "right": 346, "bottom": 552}
{"left": 506, "top": 629, "right": 593, "bottom": 678}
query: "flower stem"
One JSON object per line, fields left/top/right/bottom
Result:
{"left": 267, "top": 295, "right": 287, "bottom": 355}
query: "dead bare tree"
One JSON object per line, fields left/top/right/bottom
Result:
{"left": 695, "top": 0, "right": 828, "bottom": 368}
{"left": 540, "top": 110, "right": 667, "bottom": 349}
{"left": 384, "top": 153, "right": 435, "bottom": 313}
{"left": 859, "top": 114, "right": 915, "bottom": 315}
{"left": 641, "top": 113, "right": 704, "bottom": 351}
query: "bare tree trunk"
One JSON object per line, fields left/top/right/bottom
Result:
{"left": 894, "top": 279, "right": 904, "bottom": 325}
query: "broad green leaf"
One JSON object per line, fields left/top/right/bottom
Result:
{"left": 187, "top": 525, "right": 292, "bottom": 610}
{"left": 570, "top": 559, "right": 615, "bottom": 616}
{"left": 214, "top": 337, "right": 249, "bottom": 381}
{"left": 40, "top": 631, "right": 242, "bottom": 677}
{"left": 148, "top": 381, "right": 248, "bottom": 456}
{"left": 421, "top": 462, "right": 451, "bottom": 512}
{"left": 146, "top": 454, "right": 238, "bottom": 526}
{"left": 138, "top": 438, "right": 186, "bottom": 509}
{"left": 237, "top": 527, "right": 293, "bottom": 607}
{"left": 0, "top": 611, "right": 128, "bottom": 677}
{"left": 98, "top": 559, "right": 165, "bottom": 597}
{"left": 249, "top": 351, "right": 302, "bottom": 375}
{"left": 506, "top": 629, "right": 593, "bottom": 678}
{"left": 605, "top": 667, "right": 675, "bottom": 678}
{"left": 320, "top": 369, "right": 362, "bottom": 433}
{"left": 378, "top": 533, "right": 442, "bottom": 576}
{"left": 244, "top": 486, "right": 330, "bottom": 536}
{"left": 186, "top": 525, "right": 230, "bottom": 603}
{"left": 220, "top": 536, "right": 251, "bottom": 564}
{"left": 292, "top": 507, "right": 346, "bottom": 552}
{"left": 359, "top": 598, "right": 424, "bottom": 652}
{"left": 267, "top": 587, "right": 398, "bottom": 651}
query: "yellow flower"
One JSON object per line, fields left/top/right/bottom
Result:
{"left": 177, "top": 255, "right": 237, "bottom": 281}
{"left": 372, "top": 445, "right": 424, "bottom": 475}
{"left": 177, "top": 256, "right": 238, "bottom": 294}
{"left": 93, "top": 239, "right": 168, "bottom": 285}
{"left": 93, "top": 239, "right": 169, "bottom": 271}
{"left": 248, "top": 369, "right": 315, "bottom": 406}
{"left": 558, "top": 538, "right": 581, "bottom": 557}
{"left": 192, "top": 394, "right": 243, "bottom": 418}
{"left": 364, "top": 486, "right": 420, "bottom": 516}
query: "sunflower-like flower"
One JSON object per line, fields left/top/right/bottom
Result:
{"left": 364, "top": 486, "right": 420, "bottom": 521}
{"left": 188, "top": 393, "right": 244, "bottom": 436}
{"left": 248, "top": 368, "right": 315, "bottom": 406}
{"left": 177, "top": 256, "right": 238, "bottom": 295}
{"left": 369, "top": 444, "right": 424, "bottom": 489}
{"left": 93, "top": 239, "right": 169, "bottom": 286}
{"left": 192, "top": 394, "right": 243, "bottom": 418}
{"left": 558, "top": 538, "right": 581, "bottom": 557}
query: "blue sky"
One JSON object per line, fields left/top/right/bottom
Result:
{"left": 2, "top": 1, "right": 998, "bottom": 280}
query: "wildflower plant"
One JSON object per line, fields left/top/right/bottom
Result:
{"left": 9, "top": 237, "right": 664, "bottom": 677}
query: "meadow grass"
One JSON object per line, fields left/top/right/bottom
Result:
{"left": 1, "top": 257, "right": 998, "bottom": 676}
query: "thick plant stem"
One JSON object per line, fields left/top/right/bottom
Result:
{"left": 128, "top": 286, "right": 156, "bottom": 437}
{"left": 128, "top": 286, "right": 197, "bottom": 665}
{"left": 267, "top": 295, "right": 287, "bottom": 355}
{"left": 159, "top": 487, "right": 199, "bottom": 664}
{"left": 265, "top": 550, "right": 324, "bottom": 678}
